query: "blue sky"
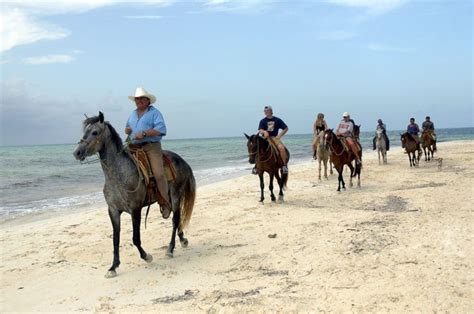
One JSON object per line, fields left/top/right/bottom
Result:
{"left": 1, "top": 0, "right": 472, "bottom": 146}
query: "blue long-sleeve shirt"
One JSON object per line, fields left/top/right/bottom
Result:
{"left": 126, "top": 106, "right": 167, "bottom": 144}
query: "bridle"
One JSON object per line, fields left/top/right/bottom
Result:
{"left": 325, "top": 131, "right": 345, "bottom": 157}
{"left": 248, "top": 136, "right": 276, "bottom": 164}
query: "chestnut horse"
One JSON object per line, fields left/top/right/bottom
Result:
{"left": 421, "top": 131, "right": 436, "bottom": 161}
{"left": 245, "top": 134, "right": 289, "bottom": 203}
{"left": 400, "top": 132, "right": 421, "bottom": 167}
{"left": 324, "top": 129, "right": 362, "bottom": 191}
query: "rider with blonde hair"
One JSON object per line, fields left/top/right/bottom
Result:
{"left": 312, "top": 113, "right": 329, "bottom": 159}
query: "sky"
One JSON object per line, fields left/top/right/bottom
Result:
{"left": 0, "top": 0, "right": 472, "bottom": 146}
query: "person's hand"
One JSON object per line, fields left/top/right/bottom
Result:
{"left": 125, "top": 127, "right": 132, "bottom": 135}
{"left": 263, "top": 131, "right": 270, "bottom": 139}
{"left": 135, "top": 132, "right": 144, "bottom": 140}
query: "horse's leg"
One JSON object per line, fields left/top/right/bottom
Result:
{"left": 132, "top": 209, "right": 153, "bottom": 262}
{"left": 258, "top": 172, "right": 265, "bottom": 203}
{"left": 323, "top": 157, "right": 328, "bottom": 179}
{"left": 423, "top": 147, "right": 428, "bottom": 161}
{"left": 318, "top": 157, "right": 322, "bottom": 180}
{"left": 330, "top": 161, "right": 333, "bottom": 175}
{"left": 377, "top": 147, "right": 381, "bottom": 165}
{"left": 274, "top": 171, "right": 284, "bottom": 202}
{"left": 106, "top": 208, "right": 121, "bottom": 278}
{"left": 269, "top": 172, "right": 276, "bottom": 202}
{"left": 166, "top": 204, "right": 179, "bottom": 258}
{"left": 348, "top": 163, "right": 354, "bottom": 187}
{"left": 408, "top": 152, "right": 413, "bottom": 167}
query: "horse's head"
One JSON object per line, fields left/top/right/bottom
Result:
{"left": 324, "top": 129, "right": 335, "bottom": 144}
{"left": 74, "top": 112, "right": 108, "bottom": 161}
{"left": 376, "top": 129, "right": 384, "bottom": 138}
{"left": 244, "top": 133, "right": 258, "bottom": 164}
{"left": 400, "top": 132, "right": 409, "bottom": 148}
{"left": 353, "top": 124, "right": 361, "bottom": 139}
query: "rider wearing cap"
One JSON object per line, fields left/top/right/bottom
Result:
{"left": 335, "top": 112, "right": 361, "bottom": 165}
{"left": 258, "top": 106, "right": 289, "bottom": 174}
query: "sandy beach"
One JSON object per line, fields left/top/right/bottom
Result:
{"left": 1, "top": 140, "right": 473, "bottom": 312}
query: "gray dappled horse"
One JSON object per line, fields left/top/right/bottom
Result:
{"left": 375, "top": 129, "right": 388, "bottom": 165}
{"left": 316, "top": 131, "right": 333, "bottom": 180}
{"left": 73, "top": 112, "right": 195, "bottom": 278}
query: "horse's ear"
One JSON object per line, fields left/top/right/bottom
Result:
{"left": 99, "top": 111, "right": 104, "bottom": 123}
{"left": 244, "top": 133, "right": 250, "bottom": 139}
{"left": 84, "top": 113, "right": 89, "bottom": 119}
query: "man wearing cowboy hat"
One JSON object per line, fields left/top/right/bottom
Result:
{"left": 125, "top": 87, "right": 171, "bottom": 219}
{"left": 335, "top": 112, "right": 362, "bottom": 165}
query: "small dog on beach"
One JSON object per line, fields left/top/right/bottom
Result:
{"left": 436, "top": 157, "right": 443, "bottom": 170}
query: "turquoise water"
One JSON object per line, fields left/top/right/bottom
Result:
{"left": 0, "top": 127, "right": 472, "bottom": 219}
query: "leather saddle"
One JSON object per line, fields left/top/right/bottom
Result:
{"left": 127, "top": 144, "right": 176, "bottom": 207}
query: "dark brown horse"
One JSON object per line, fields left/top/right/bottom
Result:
{"left": 401, "top": 132, "right": 421, "bottom": 167}
{"left": 421, "top": 131, "right": 436, "bottom": 161}
{"left": 324, "top": 129, "right": 362, "bottom": 191}
{"left": 245, "top": 134, "right": 289, "bottom": 203}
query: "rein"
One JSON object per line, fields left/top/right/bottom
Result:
{"left": 252, "top": 137, "right": 276, "bottom": 164}
{"left": 327, "top": 133, "right": 345, "bottom": 157}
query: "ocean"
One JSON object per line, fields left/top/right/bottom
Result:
{"left": 1, "top": 127, "right": 472, "bottom": 220}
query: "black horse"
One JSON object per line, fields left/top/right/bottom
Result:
{"left": 245, "top": 134, "right": 289, "bottom": 203}
{"left": 73, "top": 112, "right": 196, "bottom": 278}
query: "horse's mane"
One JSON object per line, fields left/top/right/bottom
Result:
{"left": 82, "top": 115, "right": 123, "bottom": 151}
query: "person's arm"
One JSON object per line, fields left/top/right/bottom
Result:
{"left": 313, "top": 120, "right": 318, "bottom": 135}
{"left": 277, "top": 127, "right": 288, "bottom": 139}
{"left": 324, "top": 120, "right": 329, "bottom": 130}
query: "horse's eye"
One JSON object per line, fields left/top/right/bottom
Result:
{"left": 92, "top": 131, "right": 98, "bottom": 136}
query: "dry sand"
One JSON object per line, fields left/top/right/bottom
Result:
{"left": 1, "top": 140, "right": 473, "bottom": 312}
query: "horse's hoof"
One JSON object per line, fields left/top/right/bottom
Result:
{"left": 180, "top": 238, "right": 189, "bottom": 248}
{"left": 144, "top": 253, "right": 153, "bottom": 263}
{"left": 105, "top": 270, "right": 117, "bottom": 278}
{"left": 166, "top": 251, "right": 174, "bottom": 258}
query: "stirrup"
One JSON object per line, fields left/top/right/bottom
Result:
{"left": 282, "top": 165, "right": 288, "bottom": 174}
{"left": 251, "top": 167, "right": 257, "bottom": 175}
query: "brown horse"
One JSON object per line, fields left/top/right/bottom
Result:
{"left": 245, "top": 134, "right": 289, "bottom": 203}
{"left": 324, "top": 129, "right": 362, "bottom": 192}
{"left": 401, "top": 132, "right": 421, "bottom": 167}
{"left": 421, "top": 131, "right": 436, "bottom": 161}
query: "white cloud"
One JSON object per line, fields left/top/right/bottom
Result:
{"left": 0, "top": 8, "right": 69, "bottom": 52}
{"left": 317, "top": 30, "right": 356, "bottom": 41}
{"left": 201, "top": 0, "right": 272, "bottom": 13}
{"left": 23, "top": 54, "right": 75, "bottom": 65}
{"left": 367, "top": 43, "right": 415, "bottom": 53}
{"left": 327, "top": 0, "right": 408, "bottom": 15}
{"left": 125, "top": 15, "right": 164, "bottom": 19}
{"left": 0, "top": 1, "right": 174, "bottom": 52}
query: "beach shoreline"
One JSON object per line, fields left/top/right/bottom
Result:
{"left": 1, "top": 140, "right": 473, "bottom": 312}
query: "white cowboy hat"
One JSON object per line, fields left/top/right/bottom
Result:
{"left": 128, "top": 87, "right": 156, "bottom": 104}
{"left": 343, "top": 112, "right": 350, "bottom": 117}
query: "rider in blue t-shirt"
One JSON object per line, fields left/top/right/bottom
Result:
{"left": 256, "top": 105, "right": 289, "bottom": 174}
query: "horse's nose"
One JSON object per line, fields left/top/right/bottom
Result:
{"left": 73, "top": 147, "right": 84, "bottom": 160}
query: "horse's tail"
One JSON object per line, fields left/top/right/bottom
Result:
{"left": 179, "top": 171, "right": 196, "bottom": 232}
{"left": 281, "top": 148, "right": 290, "bottom": 189}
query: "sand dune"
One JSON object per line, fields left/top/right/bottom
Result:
{"left": 1, "top": 140, "right": 473, "bottom": 312}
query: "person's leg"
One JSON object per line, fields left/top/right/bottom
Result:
{"left": 276, "top": 142, "right": 288, "bottom": 173}
{"left": 312, "top": 136, "right": 318, "bottom": 159}
{"left": 144, "top": 142, "right": 171, "bottom": 219}
{"left": 347, "top": 138, "right": 361, "bottom": 163}
{"left": 372, "top": 136, "right": 376, "bottom": 150}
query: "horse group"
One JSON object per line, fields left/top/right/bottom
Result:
{"left": 400, "top": 131, "right": 436, "bottom": 167}
{"left": 73, "top": 113, "right": 436, "bottom": 277}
